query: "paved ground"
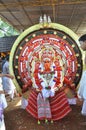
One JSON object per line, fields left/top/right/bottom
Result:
{"left": 4, "top": 97, "right": 86, "bottom": 130}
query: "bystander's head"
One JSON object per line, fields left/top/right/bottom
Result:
{"left": 79, "top": 34, "right": 86, "bottom": 51}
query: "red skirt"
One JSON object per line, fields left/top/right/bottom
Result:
{"left": 26, "top": 90, "right": 71, "bottom": 121}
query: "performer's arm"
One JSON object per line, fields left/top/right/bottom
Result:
{"left": 64, "top": 76, "right": 75, "bottom": 89}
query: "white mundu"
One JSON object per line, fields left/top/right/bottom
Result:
{"left": 0, "top": 78, "right": 7, "bottom": 109}
{"left": 0, "top": 77, "right": 7, "bottom": 130}
{"left": 2, "top": 61, "right": 16, "bottom": 99}
{"left": 78, "top": 71, "right": 86, "bottom": 115}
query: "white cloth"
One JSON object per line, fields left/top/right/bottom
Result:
{"left": 21, "top": 97, "right": 28, "bottom": 109}
{"left": 0, "top": 78, "right": 7, "bottom": 109}
{"left": 0, "top": 78, "right": 7, "bottom": 130}
{"left": 41, "top": 82, "right": 55, "bottom": 99}
{"left": 68, "top": 98, "right": 76, "bottom": 105}
{"left": 78, "top": 71, "right": 86, "bottom": 100}
{"left": 78, "top": 71, "right": 86, "bottom": 115}
{"left": 2, "top": 61, "right": 16, "bottom": 99}
{"left": 38, "top": 63, "right": 56, "bottom": 99}
{"left": 81, "top": 100, "right": 86, "bottom": 116}
{"left": 2, "top": 61, "right": 9, "bottom": 74}
{"left": 0, "top": 115, "right": 6, "bottom": 130}
{"left": 3, "top": 77, "right": 15, "bottom": 99}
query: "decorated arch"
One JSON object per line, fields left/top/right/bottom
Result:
{"left": 10, "top": 23, "right": 83, "bottom": 96}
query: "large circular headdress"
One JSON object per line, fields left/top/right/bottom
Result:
{"left": 9, "top": 22, "right": 83, "bottom": 94}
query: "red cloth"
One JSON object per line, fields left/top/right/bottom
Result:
{"left": 26, "top": 90, "right": 71, "bottom": 121}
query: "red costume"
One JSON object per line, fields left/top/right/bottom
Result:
{"left": 26, "top": 48, "right": 72, "bottom": 121}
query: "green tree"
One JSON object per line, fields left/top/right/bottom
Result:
{"left": 0, "top": 18, "right": 19, "bottom": 37}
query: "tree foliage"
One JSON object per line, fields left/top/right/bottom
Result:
{"left": 0, "top": 18, "right": 19, "bottom": 37}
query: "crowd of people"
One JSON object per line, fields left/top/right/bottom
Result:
{"left": 0, "top": 34, "right": 86, "bottom": 129}
{"left": 0, "top": 54, "right": 17, "bottom": 130}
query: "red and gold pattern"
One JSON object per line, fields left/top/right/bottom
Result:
{"left": 10, "top": 23, "right": 83, "bottom": 121}
{"left": 18, "top": 34, "right": 79, "bottom": 91}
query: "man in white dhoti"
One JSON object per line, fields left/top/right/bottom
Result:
{"left": 2, "top": 55, "right": 17, "bottom": 101}
{"left": 0, "top": 77, "right": 7, "bottom": 130}
{"left": 78, "top": 34, "right": 86, "bottom": 125}
{"left": 0, "top": 73, "right": 14, "bottom": 130}
{"left": 78, "top": 71, "right": 86, "bottom": 115}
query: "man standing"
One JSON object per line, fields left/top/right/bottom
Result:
{"left": 78, "top": 34, "right": 86, "bottom": 125}
{"left": 2, "top": 55, "right": 17, "bottom": 101}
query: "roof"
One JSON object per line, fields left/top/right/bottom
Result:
{"left": 0, "top": 0, "right": 86, "bottom": 36}
{"left": 0, "top": 35, "right": 18, "bottom": 52}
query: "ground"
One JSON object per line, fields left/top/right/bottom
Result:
{"left": 4, "top": 97, "right": 86, "bottom": 130}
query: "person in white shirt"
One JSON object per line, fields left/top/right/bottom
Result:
{"left": 0, "top": 73, "right": 14, "bottom": 130}
{"left": 78, "top": 34, "right": 86, "bottom": 125}
{"left": 2, "top": 55, "right": 17, "bottom": 101}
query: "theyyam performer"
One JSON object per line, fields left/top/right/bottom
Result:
{"left": 9, "top": 15, "right": 83, "bottom": 124}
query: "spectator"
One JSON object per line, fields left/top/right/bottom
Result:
{"left": 2, "top": 55, "right": 17, "bottom": 101}
{"left": 78, "top": 34, "right": 86, "bottom": 125}
{"left": 0, "top": 73, "right": 14, "bottom": 130}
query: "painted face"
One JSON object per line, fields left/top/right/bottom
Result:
{"left": 80, "top": 41, "right": 86, "bottom": 51}
{"left": 44, "top": 60, "right": 51, "bottom": 71}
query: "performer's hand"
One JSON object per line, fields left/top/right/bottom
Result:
{"left": 59, "top": 86, "right": 65, "bottom": 91}
{"left": 76, "top": 98, "right": 83, "bottom": 106}
{"left": 70, "top": 83, "right": 76, "bottom": 90}
{"left": 35, "top": 88, "right": 41, "bottom": 94}
{"left": 36, "top": 88, "right": 40, "bottom": 92}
